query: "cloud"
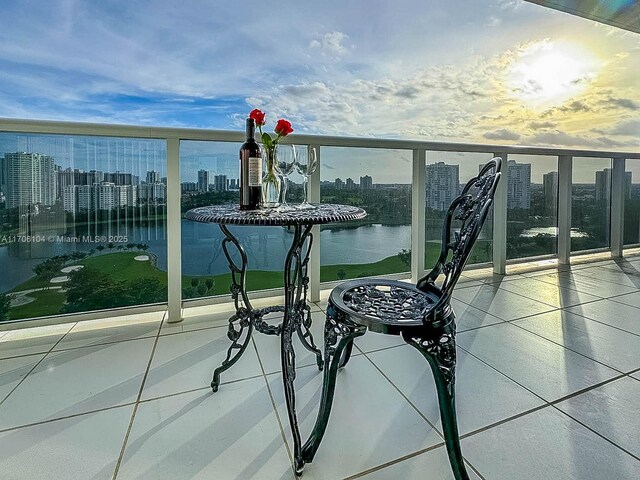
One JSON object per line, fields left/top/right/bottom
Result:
{"left": 322, "top": 163, "right": 335, "bottom": 169}
{"left": 486, "top": 16, "right": 501, "bottom": 27}
{"left": 526, "top": 131, "right": 626, "bottom": 148}
{"left": 609, "top": 119, "right": 640, "bottom": 136}
{"left": 483, "top": 129, "right": 521, "bottom": 141}
{"left": 599, "top": 96, "right": 639, "bottom": 110}
{"left": 528, "top": 121, "right": 557, "bottom": 130}
{"left": 309, "top": 31, "right": 350, "bottom": 58}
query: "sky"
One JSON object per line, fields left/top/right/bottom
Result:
{"left": 0, "top": 0, "right": 638, "bottom": 183}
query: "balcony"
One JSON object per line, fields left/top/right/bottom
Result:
{"left": 0, "top": 119, "right": 639, "bottom": 479}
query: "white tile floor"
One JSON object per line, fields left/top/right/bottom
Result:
{"left": 1, "top": 259, "right": 640, "bottom": 479}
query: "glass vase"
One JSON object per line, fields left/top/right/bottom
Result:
{"left": 261, "top": 147, "right": 281, "bottom": 208}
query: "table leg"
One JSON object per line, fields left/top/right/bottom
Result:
{"left": 211, "top": 224, "right": 254, "bottom": 392}
{"left": 281, "top": 224, "right": 317, "bottom": 475}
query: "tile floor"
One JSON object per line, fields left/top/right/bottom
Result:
{"left": 1, "top": 258, "right": 640, "bottom": 479}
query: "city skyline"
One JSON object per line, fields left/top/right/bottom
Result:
{"left": 0, "top": 0, "right": 637, "bottom": 185}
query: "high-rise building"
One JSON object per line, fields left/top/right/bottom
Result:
{"left": 334, "top": 178, "right": 345, "bottom": 189}
{"left": 146, "top": 170, "right": 160, "bottom": 184}
{"left": 426, "top": 162, "right": 459, "bottom": 211}
{"left": 181, "top": 182, "right": 197, "bottom": 193}
{"left": 595, "top": 168, "right": 632, "bottom": 203}
{"left": 506, "top": 160, "right": 531, "bottom": 209}
{"left": 56, "top": 169, "right": 104, "bottom": 199}
{"left": 3, "top": 152, "right": 56, "bottom": 208}
{"left": 62, "top": 182, "right": 138, "bottom": 212}
{"left": 345, "top": 177, "right": 356, "bottom": 190}
{"left": 214, "top": 174, "right": 228, "bottom": 192}
{"left": 104, "top": 171, "right": 138, "bottom": 185}
{"left": 197, "top": 170, "right": 209, "bottom": 192}
{"left": 543, "top": 171, "right": 558, "bottom": 215}
{"left": 359, "top": 175, "right": 373, "bottom": 189}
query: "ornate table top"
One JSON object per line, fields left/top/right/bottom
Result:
{"left": 185, "top": 203, "right": 367, "bottom": 226}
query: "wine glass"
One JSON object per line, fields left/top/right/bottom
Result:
{"left": 275, "top": 144, "right": 296, "bottom": 211}
{"left": 294, "top": 145, "right": 317, "bottom": 209}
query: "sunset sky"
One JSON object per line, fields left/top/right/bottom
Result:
{"left": 0, "top": 0, "right": 638, "bottom": 182}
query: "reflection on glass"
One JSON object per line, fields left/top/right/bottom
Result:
{"left": 425, "top": 152, "right": 493, "bottom": 269}
{"left": 623, "top": 160, "right": 640, "bottom": 247}
{"left": 506, "top": 155, "right": 558, "bottom": 260}
{"left": 0, "top": 133, "right": 167, "bottom": 322}
{"left": 320, "top": 147, "right": 411, "bottom": 282}
{"left": 571, "top": 157, "right": 612, "bottom": 253}
{"left": 180, "top": 140, "right": 284, "bottom": 300}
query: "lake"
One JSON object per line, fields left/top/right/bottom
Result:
{"left": 0, "top": 221, "right": 411, "bottom": 292}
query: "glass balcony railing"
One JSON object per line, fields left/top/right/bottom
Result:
{"left": 320, "top": 146, "right": 412, "bottom": 282}
{"left": 0, "top": 118, "right": 639, "bottom": 325}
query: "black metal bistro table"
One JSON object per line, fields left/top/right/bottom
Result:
{"left": 184, "top": 203, "right": 366, "bottom": 475}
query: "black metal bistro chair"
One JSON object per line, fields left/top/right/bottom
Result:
{"left": 300, "top": 157, "right": 502, "bottom": 479}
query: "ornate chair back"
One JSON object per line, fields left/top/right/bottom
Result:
{"left": 417, "top": 157, "right": 502, "bottom": 324}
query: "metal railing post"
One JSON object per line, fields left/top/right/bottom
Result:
{"left": 411, "top": 149, "right": 426, "bottom": 283}
{"left": 492, "top": 152, "right": 508, "bottom": 274}
{"left": 557, "top": 155, "right": 573, "bottom": 264}
{"left": 166, "top": 137, "right": 183, "bottom": 322}
{"left": 610, "top": 157, "right": 626, "bottom": 257}
{"left": 309, "top": 144, "right": 321, "bottom": 302}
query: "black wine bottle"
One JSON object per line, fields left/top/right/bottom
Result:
{"left": 239, "top": 118, "right": 262, "bottom": 210}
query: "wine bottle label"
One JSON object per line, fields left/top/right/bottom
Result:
{"left": 248, "top": 157, "right": 262, "bottom": 186}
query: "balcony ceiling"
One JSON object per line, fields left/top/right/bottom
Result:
{"left": 525, "top": 0, "right": 640, "bottom": 33}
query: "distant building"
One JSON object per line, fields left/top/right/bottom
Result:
{"left": 595, "top": 168, "right": 632, "bottom": 203}
{"left": 62, "top": 182, "right": 138, "bottom": 212}
{"left": 56, "top": 168, "right": 104, "bottom": 199}
{"left": 543, "top": 171, "right": 558, "bottom": 215}
{"left": 426, "top": 162, "right": 459, "bottom": 211}
{"left": 181, "top": 182, "right": 197, "bottom": 193}
{"left": 139, "top": 182, "right": 166, "bottom": 204}
{"left": 345, "top": 177, "right": 356, "bottom": 190}
{"left": 334, "top": 178, "right": 345, "bottom": 189}
{"left": 214, "top": 174, "right": 228, "bottom": 192}
{"left": 104, "top": 171, "right": 138, "bottom": 185}
{"left": 506, "top": 160, "right": 531, "bottom": 209}
{"left": 360, "top": 175, "right": 373, "bottom": 189}
{"left": 3, "top": 152, "right": 56, "bottom": 208}
{"left": 146, "top": 170, "right": 160, "bottom": 184}
{"left": 197, "top": 170, "right": 209, "bottom": 192}
{"left": 227, "top": 178, "right": 239, "bottom": 190}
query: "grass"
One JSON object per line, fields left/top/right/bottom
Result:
{"left": 6, "top": 240, "right": 494, "bottom": 321}
{"left": 8, "top": 289, "right": 66, "bottom": 320}
{"left": 82, "top": 251, "right": 167, "bottom": 282}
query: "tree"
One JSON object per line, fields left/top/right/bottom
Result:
{"left": 197, "top": 284, "right": 208, "bottom": 296}
{"left": 107, "top": 242, "right": 115, "bottom": 253}
{"left": 205, "top": 278, "right": 214, "bottom": 290}
{"left": 62, "top": 268, "right": 128, "bottom": 313}
{"left": 96, "top": 245, "right": 105, "bottom": 255}
{"left": 337, "top": 269, "right": 346, "bottom": 280}
{"left": 0, "top": 294, "right": 12, "bottom": 322}
{"left": 397, "top": 249, "right": 411, "bottom": 270}
{"left": 191, "top": 278, "right": 199, "bottom": 287}
{"left": 33, "top": 257, "right": 66, "bottom": 287}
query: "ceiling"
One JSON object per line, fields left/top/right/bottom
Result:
{"left": 525, "top": 0, "right": 640, "bottom": 34}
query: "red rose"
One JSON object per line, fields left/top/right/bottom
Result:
{"left": 249, "top": 108, "right": 266, "bottom": 126}
{"left": 274, "top": 119, "right": 293, "bottom": 136}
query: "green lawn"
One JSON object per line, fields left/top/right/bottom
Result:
{"left": 6, "top": 242, "right": 492, "bottom": 321}
{"left": 9, "top": 289, "right": 66, "bottom": 320}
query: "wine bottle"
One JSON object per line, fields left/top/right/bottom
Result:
{"left": 239, "top": 118, "right": 262, "bottom": 210}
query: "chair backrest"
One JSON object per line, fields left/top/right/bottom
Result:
{"left": 417, "top": 157, "right": 502, "bottom": 322}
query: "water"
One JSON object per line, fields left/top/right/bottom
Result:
{"left": 520, "top": 226, "right": 588, "bottom": 238}
{"left": 1, "top": 221, "right": 411, "bottom": 292}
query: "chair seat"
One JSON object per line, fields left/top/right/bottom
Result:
{"left": 329, "top": 278, "right": 452, "bottom": 335}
